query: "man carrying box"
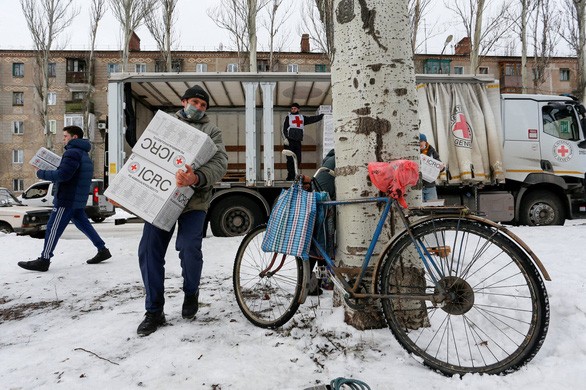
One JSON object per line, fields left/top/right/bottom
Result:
{"left": 18, "top": 126, "right": 111, "bottom": 272}
{"left": 136, "top": 85, "right": 228, "bottom": 336}
{"left": 419, "top": 133, "right": 444, "bottom": 202}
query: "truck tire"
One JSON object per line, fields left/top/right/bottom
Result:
{"left": 0, "top": 222, "right": 13, "bottom": 234}
{"left": 520, "top": 191, "right": 565, "bottom": 226}
{"left": 209, "top": 196, "right": 265, "bottom": 237}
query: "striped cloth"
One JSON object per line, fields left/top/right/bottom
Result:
{"left": 262, "top": 183, "right": 317, "bottom": 260}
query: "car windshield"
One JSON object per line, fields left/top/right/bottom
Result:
{"left": 0, "top": 188, "right": 22, "bottom": 206}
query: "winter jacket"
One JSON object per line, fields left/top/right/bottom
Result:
{"left": 175, "top": 110, "right": 228, "bottom": 213}
{"left": 282, "top": 113, "right": 324, "bottom": 142}
{"left": 421, "top": 143, "right": 442, "bottom": 188}
{"left": 37, "top": 138, "right": 93, "bottom": 209}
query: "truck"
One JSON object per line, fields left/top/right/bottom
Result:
{"left": 105, "top": 72, "right": 586, "bottom": 236}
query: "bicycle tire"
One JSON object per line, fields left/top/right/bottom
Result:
{"left": 233, "top": 224, "right": 303, "bottom": 328}
{"left": 378, "top": 217, "right": 549, "bottom": 375}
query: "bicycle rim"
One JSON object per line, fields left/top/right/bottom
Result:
{"left": 233, "top": 224, "right": 303, "bottom": 328}
{"left": 378, "top": 218, "right": 549, "bottom": 375}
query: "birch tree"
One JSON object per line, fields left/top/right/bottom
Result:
{"left": 108, "top": 0, "right": 157, "bottom": 72}
{"left": 20, "top": 0, "right": 79, "bottom": 150}
{"left": 261, "top": 0, "right": 293, "bottom": 70}
{"left": 332, "top": 0, "right": 419, "bottom": 328}
{"left": 145, "top": 0, "right": 178, "bottom": 72}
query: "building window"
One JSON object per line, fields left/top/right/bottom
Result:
{"left": 453, "top": 66, "right": 464, "bottom": 74}
{"left": 72, "top": 91, "right": 85, "bottom": 101}
{"left": 227, "top": 63, "right": 238, "bottom": 72}
{"left": 47, "top": 92, "right": 57, "bottom": 105}
{"left": 196, "top": 63, "right": 208, "bottom": 72}
{"left": 13, "top": 121, "right": 24, "bottom": 135}
{"left": 13, "top": 150, "right": 24, "bottom": 164}
{"left": 560, "top": 68, "right": 570, "bottom": 81}
{"left": 13, "top": 63, "right": 24, "bottom": 77}
{"left": 13, "top": 92, "right": 24, "bottom": 106}
{"left": 13, "top": 179, "right": 24, "bottom": 192}
{"left": 478, "top": 67, "right": 489, "bottom": 75}
{"left": 48, "top": 62, "right": 56, "bottom": 77}
{"left": 135, "top": 63, "right": 147, "bottom": 73}
{"left": 64, "top": 114, "right": 83, "bottom": 129}
{"left": 287, "top": 64, "right": 299, "bottom": 73}
{"left": 108, "top": 63, "right": 121, "bottom": 74}
{"left": 171, "top": 59, "right": 183, "bottom": 72}
{"left": 46, "top": 120, "right": 57, "bottom": 134}
{"left": 257, "top": 60, "right": 269, "bottom": 72}
{"left": 67, "top": 59, "right": 86, "bottom": 72}
{"left": 315, "top": 64, "right": 327, "bottom": 72}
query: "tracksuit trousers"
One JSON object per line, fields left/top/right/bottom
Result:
{"left": 41, "top": 207, "right": 106, "bottom": 260}
{"left": 138, "top": 210, "right": 206, "bottom": 313}
{"left": 284, "top": 139, "right": 302, "bottom": 180}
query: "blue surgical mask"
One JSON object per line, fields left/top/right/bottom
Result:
{"left": 184, "top": 104, "right": 204, "bottom": 120}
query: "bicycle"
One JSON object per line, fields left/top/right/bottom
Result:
{"left": 233, "top": 155, "right": 550, "bottom": 376}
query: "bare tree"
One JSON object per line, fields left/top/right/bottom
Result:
{"left": 85, "top": 0, "right": 107, "bottom": 152}
{"left": 108, "top": 0, "right": 158, "bottom": 72}
{"left": 560, "top": 0, "right": 586, "bottom": 99}
{"left": 20, "top": 0, "right": 79, "bottom": 150}
{"left": 261, "top": 0, "right": 293, "bottom": 70}
{"left": 409, "top": 0, "right": 433, "bottom": 54}
{"left": 446, "top": 0, "right": 513, "bottom": 73}
{"left": 299, "top": 0, "right": 335, "bottom": 61}
{"left": 145, "top": 0, "right": 178, "bottom": 72}
{"left": 332, "top": 0, "right": 418, "bottom": 328}
{"left": 208, "top": 0, "right": 269, "bottom": 72}
{"left": 530, "top": 0, "right": 561, "bottom": 93}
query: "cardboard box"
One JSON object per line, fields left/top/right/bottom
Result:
{"left": 104, "top": 154, "right": 194, "bottom": 231}
{"left": 132, "top": 110, "right": 218, "bottom": 173}
{"left": 420, "top": 154, "right": 443, "bottom": 182}
{"left": 30, "top": 147, "right": 61, "bottom": 170}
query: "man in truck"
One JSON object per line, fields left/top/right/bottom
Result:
{"left": 136, "top": 85, "right": 228, "bottom": 336}
{"left": 17, "top": 126, "right": 112, "bottom": 272}
{"left": 282, "top": 103, "right": 324, "bottom": 180}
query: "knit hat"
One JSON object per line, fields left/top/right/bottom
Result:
{"left": 291, "top": 102, "right": 300, "bottom": 109}
{"left": 181, "top": 86, "right": 210, "bottom": 107}
{"left": 419, "top": 133, "right": 427, "bottom": 142}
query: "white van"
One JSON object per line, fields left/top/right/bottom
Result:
{"left": 19, "top": 179, "right": 115, "bottom": 223}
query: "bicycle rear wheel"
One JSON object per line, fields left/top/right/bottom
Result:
{"left": 378, "top": 217, "right": 549, "bottom": 375}
{"left": 233, "top": 224, "right": 303, "bottom": 328}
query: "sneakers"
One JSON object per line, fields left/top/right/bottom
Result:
{"left": 137, "top": 311, "right": 166, "bottom": 336}
{"left": 87, "top": 248, "right": 112, "bottom": 264}
{"left": 182, "top": 291, "right": 199, "bottom": 319}
{"left": 18, "top": 258, "right": 50, "bottom": 272}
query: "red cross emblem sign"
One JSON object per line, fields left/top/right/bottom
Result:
{"left": 174, "top": 155, "right": 185, "bottom": 168}
{"left": 128, "top": 162, "right": 140, "bottom": 173}
{"left": 553, "top": 140, "right": 573, "bottom": 163}
{"left": 450, "top": 106, "right": 473, "bottom": 148}
{"left": 290, "top": 115, "right": 304, "bottom": 128}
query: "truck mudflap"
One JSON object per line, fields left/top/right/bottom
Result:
{"left": 371, "top": 211, "right": 551, "bottom": 287}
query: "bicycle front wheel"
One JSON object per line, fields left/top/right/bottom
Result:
{"left": 233, "top": 224, "right": 303, "bottom": 328}
{"left": 378, "top": 217, "right": 549, "bottom": 375}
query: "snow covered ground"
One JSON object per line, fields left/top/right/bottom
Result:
{"left": 1, "top": 212, "right": 585, "bottom": 389}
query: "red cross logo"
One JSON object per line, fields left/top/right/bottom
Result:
{"left": 129, "top": 163, "right": 139, "bottom": 172}
{"left": 175, "top": 156, "right": 184, "bottom": 166}
{"left": 453, "top": 113, "right": 471, "bottom": 139}
{"left": 291, "top": 115, "right": 303, "bottom": 128}
{"left": 557, "top": 145, "right": 569, "bottom": 157}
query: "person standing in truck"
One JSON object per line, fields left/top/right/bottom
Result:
{"left": 17, "top": 126, "right": 112, "bottom": 272}
{"left": 282, "top": 103, "right": 324, "bottom": 180}
{"left": 419, "top": 133, "right": 444, "bottom": 202}
{"left": 135, "top": 85, "right": 228, "bottom": 336}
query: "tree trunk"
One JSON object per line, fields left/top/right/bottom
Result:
{"left": 332, "top": 0, "right": 419, "bottom": 329}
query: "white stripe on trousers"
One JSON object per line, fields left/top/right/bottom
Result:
{"left": 42, "top": 207, "right": 67, "bottom": 260}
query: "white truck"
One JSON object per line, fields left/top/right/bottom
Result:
{"left": 106, "top": 73, "right": 586, "bottom": 235}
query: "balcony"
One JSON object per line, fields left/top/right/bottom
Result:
{"left": 65, "top": 100, "right": 94, "bottom": 113}
{"left": 66, "top": 71, "right": 89, "bottom": 84}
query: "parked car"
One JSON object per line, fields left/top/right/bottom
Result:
{"left": 18, "top": 179, "right": 115, "bottom": 223}
{"left": 0, "top": 187, "right": 51, "bottom": 237}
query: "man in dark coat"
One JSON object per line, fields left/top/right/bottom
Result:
{"left": 18, "top": 126, "right": 111, "bottom": 272}
{"left": 282, "top": 103, "right": 324, "bottom": 180}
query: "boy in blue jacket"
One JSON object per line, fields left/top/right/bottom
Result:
{"left": 18, "top": 126, "right": 111, "bottom": 272}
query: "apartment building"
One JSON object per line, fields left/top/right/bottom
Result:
{"left": 0, "top": 34, "right": 579, "bottom": 193}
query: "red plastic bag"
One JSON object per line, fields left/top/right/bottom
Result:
{"left": 368, "top": 160, "right": 419, "bottom": 208}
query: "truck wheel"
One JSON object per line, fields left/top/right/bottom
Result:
{"left": 520, "top": 192, "right": 565, "bottom": 226}
{"left": 91, "top": 217, "right": 106, "bottom": 223}
{"left": 209, "top": 197, "right": 264, "bottom": 237}
{"left": 0, "top": 222, "right": 13, "bottom": 234}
